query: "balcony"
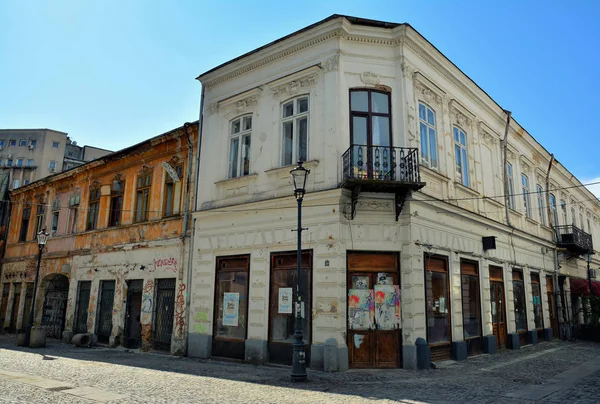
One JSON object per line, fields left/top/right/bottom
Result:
{"left": 341, "top": 145, "right": 426, "bottom": 220}
{"left": 555, "top": 225, "right": 593, "bottom": 256}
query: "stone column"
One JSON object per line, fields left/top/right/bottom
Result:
{"left": 480, "top": 259, "right": 493, "bottom": 336}
{"left": 62, "top": 277, "right": 79, "bottom": 343}
{"left": 401, "top": 240, "right": 426, "bottom": 370}
{"left": 187, "top": 248, "right": 214, "bottom": 359}
{"left": 245, "top": 248, "right": 268, "bottom": 364}
{"left": 87, "top": 279, "right": 100, "bottom": 341}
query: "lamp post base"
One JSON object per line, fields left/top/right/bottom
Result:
{"left": 291, "top": 338, "right": 307, "bottom": 382}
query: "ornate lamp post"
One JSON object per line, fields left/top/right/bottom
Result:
{"left": 290, "top": 161, "right": 309, "bottom": 382}
{"left": 24, "top": 228, "right": 49, "bottom": 347}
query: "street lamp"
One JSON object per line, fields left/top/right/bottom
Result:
{"left": 290, "top": 160, "right": 309, "bottom": 382}
{"left": 24, "top": 228, "right": 49, "bottom": 347}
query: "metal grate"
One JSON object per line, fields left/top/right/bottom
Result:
{"left": 342, "top": 145, "right": 421, "bottom": 183}
{"left": 96, "top": 280, "right": 115, "bottom": 344}
{"left": 42, "top": 290, "right": 68, "bottom": 339}
{"left": 153, "top": 278, "right": 176, "bottom": 351}
{"left": 74, "top": 281, "right": 91, "bottom": 334}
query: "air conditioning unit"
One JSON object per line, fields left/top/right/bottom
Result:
{"left": 28, "top": 144, "right": 35, "bottom": 150}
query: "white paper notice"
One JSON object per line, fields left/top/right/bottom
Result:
{"left": 278, "top": 287, "right": 293, "bottom": 314}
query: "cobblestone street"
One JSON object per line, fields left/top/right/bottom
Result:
{"left": 0, "top": 335, "right": 599, "bottom": 403}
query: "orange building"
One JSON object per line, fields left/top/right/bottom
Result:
{"left": 0, "top": 122, "right": 197, "bottom": 355}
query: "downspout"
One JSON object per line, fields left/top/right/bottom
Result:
{"left": 185, "top": 85, "right": 205, "bottom": 353}
{"left": 544, "top": 154, "right": 564, "bottom": 339}
{"left": 501, "top": 110, "right": 512, "bottom": 227}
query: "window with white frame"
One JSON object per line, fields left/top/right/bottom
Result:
{"left": 579, "top": 212, "right": 584, "bottom": 230}
{"left": 522, "top": 174, "right": 531, "bottom": 218}
{"left": 419, "top": 103, "right": 437, "bottom": 169}
{"left": 561, "top": 200, "right": 567, "bottom": 225}
{"left": 536, "top": 185, "right": 546, "bottom": 225}
{"left": 228, "top": 115, "right": 252, "bottom": 178}
{"left": 506, "top": 162, "right": 515, "bottom": 209}
{"left": 13, "top": 179, "right": 19, "bottom": 189}
{"left": 549, "top": 193, "right": 558, "bottom": 227}
{"left": 16, "top": 158, "right": 23, "bottom": 167}
{"left": 49, "top": 161, "right": 56, "bottom": 171}
{"left": 453, "top": 127, "right": 469, "bottom": 187}
{"left": 281, "top": 96, "right": 309, "bottom": 166}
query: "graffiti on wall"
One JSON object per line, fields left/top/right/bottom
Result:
{"left": 174, "top": 283, "right": 186, "bottom": 336}
{"left": 192, "top": 311, "right": 208, "bottom": 334}
{"left": 141, "top": 279, "right": 154, "bottom": 317}
{"left": 152, "top": 257, "right": 177, "bottom": 273}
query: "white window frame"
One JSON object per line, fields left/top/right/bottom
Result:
{"left": 549, "top": 193, "right": 558, "bottom": 227}
{"left": 52, "top": 141, "right": 60, "bottom": 148}
{"left": 13, "top": 179, "right": 19, "bottom": 188}
{"left": 281, "top": 96, "right": 309, "bottom": 166}
{"left": 453, "top": 127, "right": 469, "bottom": 187}
{"left": 506, "top": 162, "right": 515, "bottom": 209}
{"left": 561, "top": 200, "right": 567, "bottom": 225}
{"left": 536, "top": 185, "right": 546, "bottom": 225}
{"left": 419, "top": 103, "right": 437, "bottom": 169}
{"left": 228, "top": 115, "right": 252, "bottom": 179}
{"left": 521, "top": 174, "right": 531, "bottom": 218}
{"left": 49, "top": 161, "right": 56, "bottom": 170}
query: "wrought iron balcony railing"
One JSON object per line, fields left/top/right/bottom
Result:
{"left": 555, "top": 225, "right": 593, "bottom": 255}
{"left": 342, "top": 145, "right": 422, "bottom": 184}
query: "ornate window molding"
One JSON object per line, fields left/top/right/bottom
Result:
{"left": 321, "top": 53, "right": 339, "bottom": 72}
{"left": 269, "top": 66, "right": 320, "bottom": 99}
{"left": 449, "top": 99, "right": 475, "bottom": 128}
{"left": 413, "top": 73, "right": 444, "bottom": 106}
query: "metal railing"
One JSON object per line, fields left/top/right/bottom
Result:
{"left": 555, "top": 225, "right": 593, "bottom": 253}
{"left": 342, "top": 145, "right": 421, "bottom": 183}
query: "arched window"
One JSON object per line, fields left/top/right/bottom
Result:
{"left": 419, "top": 103, "right": 437, "bottom": 168}
{"left": 281, "top": 96, "right": 309, "bottom": 166}
{"left": 229, "top": 115, "right": 252, "bottom": 178}
{"left": 453, "top": 127, "right": 469, "bottom": 187}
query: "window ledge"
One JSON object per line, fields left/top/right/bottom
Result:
{"left": 264, "top": 160, "right": 319, "bottom": 176}
{"left": 214, "top": 173, "right": 258, "bottom": 187}
{"left": 525, "top": 217, "right": 538, "bottom": 226}
{"left": 454, "top": 182, "right": 479, "bottom": 197}
{"left": 421, "top": 165, "right": 450, "bottom": 182}
{"left": 509, "top": 208, "right": 523, "bottom": 217}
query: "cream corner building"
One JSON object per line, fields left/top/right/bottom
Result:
{"left": 188, "top": 15, "right": 599, "bottom": 370}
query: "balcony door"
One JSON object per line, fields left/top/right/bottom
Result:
{"left": 349, "top": 90, "right": 392, "bottom": 180}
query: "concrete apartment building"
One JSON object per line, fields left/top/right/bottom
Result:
{"left": 187, "top": 15, "right": 600, "bottom": 370}
{"left": 0, "top": 129, "right": 112, "bottom": 190}
{"left": 0, "top": 122, "right": 197, "bottom": 355}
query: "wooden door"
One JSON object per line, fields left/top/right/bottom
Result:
{"left": 347, "top": 252, "right": 401, "bottom": 369}
{"left": 489, "top": 266, "right": 507, "bottom": 349}
{"left": 546, "top": 276, "right": 559, "bottom": 338}
{"left": 212, "top": 255, "right": 250, "bottom": 360}
{"left": 268, "top": 251, "right": 312, "bottom": 365}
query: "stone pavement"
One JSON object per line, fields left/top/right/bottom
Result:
{"left": 0, "top": 334, "right": 599, "bottom": 403}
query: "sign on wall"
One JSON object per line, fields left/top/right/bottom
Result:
{"left": 278, "top": 287, "right": 293, "bottom": 314}
{"left": 222, "top": 292, "right": 239, "bottom": 326}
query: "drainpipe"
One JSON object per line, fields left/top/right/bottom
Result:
{"left": 185, "top": 85, "right": 205, "bottom": 353}
{"left": 501, "top": 110, "right": 512, "bottom": 227}
{"left": 544, "top": 154, "right": 564, "bottom": 339}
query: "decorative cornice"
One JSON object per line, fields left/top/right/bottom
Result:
{"left": 360, "top": 71, "right": 380, "bottom": 85}
{"left": 322, "top": 53, "right": 339, "bottom": 72}
{"left": 480, "top": 131, "right": 496, "bottom": 146}
{"left": 401, "top": 58, "right": 416, "bottom": 79}
{"left": 449, "top": 99, "right": 474, "bottom": 128}
{"left": 235, "top": 95, "right": 259, "bottom": 113}
{"left": 271, "top": 73, "right": 317, "bottom": 99}
{"left": 414, "top": 81, "right": 442, "bottom": 106}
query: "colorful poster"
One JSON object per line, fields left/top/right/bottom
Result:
{"left": 278, "top": 288, "right": 293, "bottom": 314}
{"left": 222, "top": 292, "right": 239, "bottom": 326}
{"left": 374, "top": 285, "right": 401, "bottom": 330}
{"left": 348, "top": 289, "right": 375, "bottom": 330}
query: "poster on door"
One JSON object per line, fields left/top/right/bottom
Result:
{"left": 278, "top": 287, "right": 293, "bottom": 314}
{"left": 374, "top": 285, "right": 401, "bottom": 330}
{"left": 222, "top": 292, "right": 239, "bottom": 326}
{"left": 348, "top": 289, "right": 374, "bottom": 330}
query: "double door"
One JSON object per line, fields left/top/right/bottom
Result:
{"left": 347, "top": 252, "right": 401, "bottom": 369}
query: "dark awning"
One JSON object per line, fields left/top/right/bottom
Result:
{"left": 570, "top": 278, "right": 590, "bottom": 296}
{"left": 592, "top": 281, "right": 600, "bottom": 297}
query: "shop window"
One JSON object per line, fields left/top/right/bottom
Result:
{"left": 108, "top": 179, "right": 124, "bottom": 227}
{"left": 531, "top": 273, "right": 543, "bottom": 329}
{"left": 19, "top": 206, "right": 30, "bottom": 242}
{"left": 461, "top": 261, "right": 481, "bottom": 339}
{"left": 425, "top": 255, "right": 450, "bottom": 344}
{"left": 512, "top": 269, "right": 527, "bottom": 332}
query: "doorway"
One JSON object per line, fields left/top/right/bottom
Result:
{"left": 347, "top": 252, "right": 401, "bottom": 368}
{"left": 96, "top": 280, "right": 115, "bottom": 344}
{"left": 0, "top": 284, "right": 9, "bottom": 330}
{"left": 21, "top": 283, "right": 34, "bottom": 329}
{"left": 125, "top": 280, "right": 143, "bottom": 348}
{"left": 73, "top": 281, "right": 91, "bottom": 334}
{"left": 268, "top": 251, "right": 312, "bottom": 366}
{"left": 153, "top": 278, "right": 176, "bottom": 351}
{"left": 212, "top": 255, "right": 250, "bottom": 360}
{"left": 546, "top": 276, "right": 559, "bottom": 338}
{"left": 41, "top": 274, "right": 69, "bottom": 339}
{"left": 489, "top": 266, "right": 507, "bottom": 349}
{"left": 8, "top": 283, "right": 21, "bottom": 333}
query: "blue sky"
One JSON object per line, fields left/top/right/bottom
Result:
{"left": 1, "top": 1, "right": 599, "bottom": 193}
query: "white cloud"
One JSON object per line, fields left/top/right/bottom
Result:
{"left": 583, "top": 177, "right": 600, "bottom": 199}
